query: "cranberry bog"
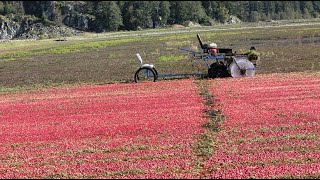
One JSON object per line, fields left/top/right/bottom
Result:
{"left": 203, "top": 73, "right": 320, "bottom": 178}
{"left": 0, "top": 79, "right": 209, "bottom": 178}
{"left": 1, "top": 20, "right": 320, "bottom": 178}
{"left": 1, "top": 73, "right": 319, "bottom": 178}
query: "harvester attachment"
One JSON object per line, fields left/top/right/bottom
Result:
{"left": 229, "top": 57, "right": 255, "bottom": 78}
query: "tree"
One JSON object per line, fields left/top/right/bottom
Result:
{"left": 169, "top": 1, "right": 188, "bottom": 24}
{"left": 187, "top": 1, "right": 208, "bottom": 24}
{"left": 263, "top": 1, "right": 275, "bottom": 20}
{"left": 121, "top": 1, "right": 153, "bottom": 30}
{"left": 0, "top": 2, "right": 4, "bottom": 15}
{"left": 230, "top": 1, "right": 247, "bottom": 21}
{"left": 282, "top": 2, "right": 295, "bottom": 19}
{"left": 300, "top": 1, "right": 314, "bottom": 18}
{"left": 249, "top": 11, "right": 260, "bottom": 22}
{"left": 312, "top": 1, "right": 320, "bottom": 17}
{"left": 82, "top": 1, "right": 95, "bottom": 14}
{"left": 2, "top": 2, "right": 16, "bottom": 15}
{"left": 216, "top": 5, "right": 229, "bottom": 23}
{"left": 106, "top": 1, "right": 123, "bottom": 31}
{"left": 247, "top": 1, "right": 264, "bottom": 21}
{"left": 149, "top": 1, "right": 160, "bottom": 28}
{"left": 2, "top": 1, "right": 320, "bottom": 34}
{"left": 169, "top": 1, "right": 208, "bottom": 24}
{"left": 293, "top": 1, "right": 302, "bottom": 19}
{"left": 159, "top": 1, "right": 170, "bottom": 26}
{"left": 94, "top": 1, "right": 123, "bottom": 32}
{"left": 201, "top": 1, "right": 213, "bottom": 18}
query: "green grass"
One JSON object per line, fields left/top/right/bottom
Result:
{"left": 0, "top": 38, "right": 139, "bottom": 62}
{"left": 158, "top": 55, "right": 185, "bottom": 62}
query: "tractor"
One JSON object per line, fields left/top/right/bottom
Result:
{"left": 134, "top": 34, "right": 258, "bottom": 83}
{"left": 181, "top": 34, "right": 257, "bottom": 78}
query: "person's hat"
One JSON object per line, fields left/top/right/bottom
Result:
{"left": 250, "top": 46, "right": 256, "bottom": 50}
{"left": 209, "top": 43, "right": 217, "bottom": 48}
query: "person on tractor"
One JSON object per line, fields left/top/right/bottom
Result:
{"left": 209, "top": 43, "right": 218, "bottom": 55}
{"left": 245, "top": 46, "right": 260, "bottom": 66}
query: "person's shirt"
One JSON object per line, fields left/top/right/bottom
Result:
{"left": 247, "top": 50, "right": 259, "bottom": 61}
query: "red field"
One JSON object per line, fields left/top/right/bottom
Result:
{"left": 0, "top": 73, "right": 319, "bottom": 178}
{"left": 0, "top": 79, "right": 208, "bottom": 178}
{"left": 203, "top": 73, "right": 320, "bottom": 178}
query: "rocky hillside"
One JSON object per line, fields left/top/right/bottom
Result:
{"left": 0, "top": 15, "right": 83, "bottom": 40}
{"left": 0, "top": 1, "right": 92, "bottom": 40}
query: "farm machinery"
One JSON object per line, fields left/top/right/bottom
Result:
{"left": 134, "top": 34, "right": 257, "bottom": 83}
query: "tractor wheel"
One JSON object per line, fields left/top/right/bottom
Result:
{"left": 208, "top": 63, "right": 230, "bottom": 78}
{"left": 134, "top": 67, "right": 157, "bottom": 83}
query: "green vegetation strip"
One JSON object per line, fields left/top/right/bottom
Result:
{"left": 158, "top": 55, "right": 185, "bottom": 62}
{"left": 0, "top": 38, "right": 138, "bottom": 62}
{"left": 191, "top": 79, "right": 226, "bottom": 178}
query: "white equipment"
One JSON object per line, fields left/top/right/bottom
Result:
{"left": 229, "top": 57, "right": 255, "bottom": 78}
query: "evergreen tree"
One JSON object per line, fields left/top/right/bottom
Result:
{"left": 301, "top": 1, "right": 314, "bottom": 18}
{"left": 263, "top": 1, "right": 275, "bottom": 20}
{"left": 0, "top": 2, "right": 4, "bottom": 15}
{"left": 159, "top": 1, "right": 170, "bottom": 26}
{"left": 2, "top": 1, "right": 320, "bottom": 33}
{"left": 224, "top": 1, "right": 237, "bottom": 15}
{"left": 247, "top": 1, "right": 264, "bottom": 21}
{"left": 106, "top": 1, "right": 123, "bottom": 31}
{"left": 82, "top": 1, "right": 95, "bottom": 14}
{"left": 293, "top": 1, "right": 302, "bottom": 19}
{"left": 169, "top": 1, "right": 189, "bottom": 24}
{"left": 216, "top": 5, "right": 229, "bottom": 23}
{"left": 201, "top": 1, "right": 213, "bottom": 18}
{"left": 94, "top": 1, "right": 123, "bottom": 32}
{"left": 121, "top": 1, "right": 153, "bottom": 30}
{"left": 149, "top": 1, "right": 160, "bottom": 28}
{"left": 249, "top": 11, "right": 260, "bottom": 22}
{"left": 224, "top": 1, "right": 245, "bottom": 20}
{"left": 187, "top": 1, "right": 208, "bottom": 23}
{"left": 169, "top": 1, "right": 208, "bottom": 24}
{"left": 282, "top": 1, "right": 295, "bottom": 19}
{"left": 312, "top": 1, "right": 320, "bottom": 17}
